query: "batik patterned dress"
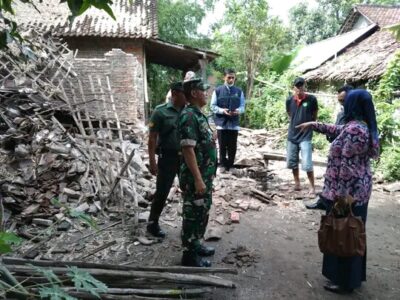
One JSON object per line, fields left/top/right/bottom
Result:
{"left": 312, "top": 120, "right": 374, "bottom": 205}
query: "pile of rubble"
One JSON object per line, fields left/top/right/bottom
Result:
{"left": 0, "top": 28, "right": 239, "bottom": 299}
{"left": 0, "top": 30, "right": 156, "bottom": 243}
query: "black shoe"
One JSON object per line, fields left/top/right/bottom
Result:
{"left": 323, "top": 283, "right": 353, "bottom": 294}
{"left": 305, "top": 201, "right": 326, "bottom": 210}
{"left": 197, "top": 245, "right": 215, "bottom": 256}
{"left": 147, "top": 222, "right": 166, "bottom": 238}
{"left": 181, "top": 252, "right": 211, "bottom": 267}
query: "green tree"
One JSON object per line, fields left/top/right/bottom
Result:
{"left": 157, "top": 0, "right": 214, "bottom": 48}
{"left": 213, "top": 0, "right": 291, "bottom": 99}
{"left": 147, "top": 0, "right": 215, "bottom": 108}
{"left": 289, "top": 0, "right": 400, "bottom": 45}
{"left": 288, "top": 2, "right": 340, "bottom": 44}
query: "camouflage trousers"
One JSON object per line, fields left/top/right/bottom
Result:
{"left": 181, "top": 185, "right": 212, "bottom": 253}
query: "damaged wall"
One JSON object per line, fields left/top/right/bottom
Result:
{"left": 70, "top": 48, "right": 145, "bottom": 121}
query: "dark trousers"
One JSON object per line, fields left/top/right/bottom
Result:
{"left": 217, "top": 129, "right": 238, "bottom": 170}
{"left": 149, "top": 152, "right": 180, "bottom": 223}
{"left": 322, "top": 201, "right": 368, "bottom": 289}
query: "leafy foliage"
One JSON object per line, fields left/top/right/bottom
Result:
{"left": 0, "top": 231, "right": 22, "bottom": 254}
{"left": 242, "top": 73, "right": 288, "bottom": 129}
{"left": 67, "top": 266, "right": 108, "bottom": 298}
{"left": 371, "top": 50, "right": 400, "bottom": 180}
{"left": 379, "top": 147, "right": 400, "bottom": 181}
{"left": 213, "top": 0, "right": 291, "bottom": 98}
{"left": 289, "top": 0, "right": 400, "bottom": 44}
{"left": 385, "top": 23, "right": 400, "bottom": 41}
{"left": 51, "top": 198, "right": 98, "bottom": 229}
{"left": 147, "top": 0, "right": 215, "bottom": 108}
{"left": 372, "top": 51, "right": 400, "bottom": 148}
{"left": 157, "top": 0, "right": 213, "bottom": 47}
{"left": 29, "top": 264, "right": 62, "bottom": 285}
{"left": 39, "top": 286, "right": 77, "bottom": 300}
{"left": 288, "top": 2, "right": 340, "bottom": 45}
{"left": 28, "top": 265, "right": 108, "bottom": 299}
{"left": 69, "top": 209, "right": 98, "bottom": 229}
{"left": 270, "top": 47, "right": 301, "bottom": 75}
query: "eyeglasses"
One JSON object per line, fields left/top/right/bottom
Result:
{"left": 227, "top": 76, "right": 235, "bottom": 79}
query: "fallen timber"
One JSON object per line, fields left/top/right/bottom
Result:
{"left": 1, "top": 258, "right": 236, "bottom": 299}
{"left": 3, "top": 257, "right": 238, "bottom": 275}
{"left": 263, "top": 152, "right": 328, "bottom": 167}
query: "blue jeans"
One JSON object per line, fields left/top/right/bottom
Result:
{"left": 286, "top": 140, "right": 313, "bottom": 172}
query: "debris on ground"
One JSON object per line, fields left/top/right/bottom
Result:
{"left": 222, "top": 245, "right": 261, "bottom": 268}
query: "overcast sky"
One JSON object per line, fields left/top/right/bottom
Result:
{"left": 198, "top": 0, "right": 317, "bottom": 34}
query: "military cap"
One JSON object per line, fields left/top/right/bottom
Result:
{"left": 170, "top": 81, "right": 184, "bottom": 92}
{"left": 183, "top": 78, "right": 210, "bottom": 92}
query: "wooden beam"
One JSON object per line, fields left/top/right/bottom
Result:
{"left": 263, "top": 152, "right": 327, "bottom": 167}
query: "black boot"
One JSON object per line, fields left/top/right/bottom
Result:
{"left": 305, "top": 201, "right": 326, "bottom": 210}
{"left": 305, "top": 196, "right": 327, "bottom": 210}
{"left": 147, "top": 222, "right": 166, "bottom": 238}
{"left": 323, "top": 282, "right": 353, "bottom": 294}
{"left": 197, "top": 245, "right": 215, "bottom": 256}
{"left": 181, "top": 251, "right": 211, "bottom": 267}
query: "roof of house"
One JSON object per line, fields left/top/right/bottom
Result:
{"left": 340, "top": 4, "right": 400, "bottom": 33}
{"left": 12, "top": 0, "right": 158, "bottom": 39}
{"left": 296, "top": 4, "right": 400, "bottom": 83}
{"left": 292, "top": 24, "right": 376, "bottom": 73}
{"left": 303, "top": 30, "right": 399, "bottom": 82}
{"left": 144, "top": 39, "right": 219, "bottom": 71}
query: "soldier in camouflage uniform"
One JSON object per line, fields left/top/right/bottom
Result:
{"left": 147, "top": 82, "right": 186, "bottom": 238}
{"left": 179, "top": 78, "right": 217, "bottom": 267}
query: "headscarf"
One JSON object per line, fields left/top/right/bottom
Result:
{"left": 343, "top": 89, "right": 380, "bottom": 159}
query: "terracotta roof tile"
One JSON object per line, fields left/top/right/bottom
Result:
{"left": 12, "top": 0, "right": 158, "bottom": 39}
{"left": 357, "top": 4, "right": 400, "bottom": 28}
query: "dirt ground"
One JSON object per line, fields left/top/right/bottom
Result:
{"left": 134, "top": 160, "right": 400, "bottom": 300}
{"left": 15, "top": 151, "right": 399, "bottom": 300}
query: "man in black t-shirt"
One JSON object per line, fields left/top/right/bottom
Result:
{"left": 286, "top": 77, "right": 318, "bottom": 196}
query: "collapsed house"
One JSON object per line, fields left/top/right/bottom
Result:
{"left": 0, "top": 29, "right": 151, "bottom": 230}
{"left": 0, "top": 21, "right": 237, "bottom": 300}
{"left": 11, "top": 0, "right": 218, "bottom": 120}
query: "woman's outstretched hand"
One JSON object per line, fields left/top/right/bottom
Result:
{"left": 296, "top": 121, "right": 316, "bottom": 132}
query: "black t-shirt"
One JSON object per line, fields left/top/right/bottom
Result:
{"left": 286, "top": 94, "right": 318, "bottom": 143}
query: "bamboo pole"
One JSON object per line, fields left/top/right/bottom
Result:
{"left": 5, "top": 265, "right": 236, "bottom": 288}
{"left": 3, "top": 258, "right": 238, "bottom": 274}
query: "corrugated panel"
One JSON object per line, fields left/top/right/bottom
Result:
{"left": 11, "top": 0, "right": 158, "bottom": 39}
{"left": 303, "top": 30, "right": 400, "bottom": 82}
{"left": 292, "top": 24, "right": 376, "bottom": 73}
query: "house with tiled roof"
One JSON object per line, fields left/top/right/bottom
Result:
{"left": 292, "top": 4, "right": 400, "bottom": 88}
{"left": 11, "top": 0, "right": 217, "bottom": 120}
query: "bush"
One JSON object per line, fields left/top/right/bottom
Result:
{"left": 371, "top": 50, "right": 400, "bottom": 181}
{"left": 379, "top": 147, "right": 400, "bottom": 181}
{"left": 312, "top": 133, "right": 330, "bottom": 152}
{"left": 242, "top": 73, "right": 288, "bottom": 129}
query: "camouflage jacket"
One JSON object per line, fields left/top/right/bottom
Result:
{"left": 178, "top": 105, "right": 217, "bottom": 188}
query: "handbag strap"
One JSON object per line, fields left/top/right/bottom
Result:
{"left": 331, "top": 197, "right": 355, "bottom": 217}
{"left": 348, "top": 202, "right": 355, "bottom": 217}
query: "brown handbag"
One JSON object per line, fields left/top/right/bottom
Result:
{"left": 318, "top": 202, "right": 366, "bottom": 257}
